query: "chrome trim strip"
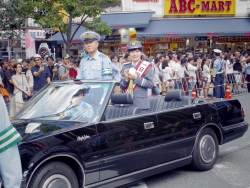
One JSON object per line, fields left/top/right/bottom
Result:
{"left": 85, "top": 155, "right": 192, "bottom": 188}
{"left": 221, "top": 121, "right": 248, "bottom": 131}
{"left": 26, "top": 154, "right": 85, "bottom": 188}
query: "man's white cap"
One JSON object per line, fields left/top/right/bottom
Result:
{"left": 17, "top": 58, "right": 22, "bottom": 63}
{"left": 34, "top": 54, "right": 42, "bottom": 59}
{"left": 213, "top": 49, "right": 222, "bottom": 53}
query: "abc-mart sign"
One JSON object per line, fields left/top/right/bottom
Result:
{"left": 164, "top": 0, "right": 235, "bottom": 15}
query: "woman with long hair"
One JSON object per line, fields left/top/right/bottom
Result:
{"left": 224, "top": 52, "right": 236, "bottom": 91}
{"left": 201, "top": 58, "right": 211, "bottom": 99}
{"left": 161, "top": 60, "right": 173, "bottom": 95}
{"left": 12, "top": 63, "right": 31, "bottom": 112}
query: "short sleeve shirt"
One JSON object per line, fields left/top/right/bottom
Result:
{"left": 187, "top": 63, "right": 197, "bottom": 82}
{"left": 77, "top": 51, "right": 112, "bottom": 79}
{"left": 5, "top": 69, "right": 15, "bottom": 94}
{"left": 174, "top": 64, "right": 186, "bottom": 78}
{"left": 58, "top": 64, "right": 69, "bottom": 80}
{"left": 233, "top": 58, "right": 242, "bottom": 72}
{"left": 31, "top": 65, "right": 51, "bottom": 91}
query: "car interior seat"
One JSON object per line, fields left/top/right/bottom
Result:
{"left": 105, "top": 93, "right": 142, "bottom": 120}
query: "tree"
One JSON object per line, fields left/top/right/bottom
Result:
{"left": 25, "top": 0, "right": 119, "bottom": 54}
{"left": 0, "top": 0, "right": 28, "bottom": 39}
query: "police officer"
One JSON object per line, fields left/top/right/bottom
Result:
{"left": 120, "top": 40, "right": 153, "bottom": 112}
{"left": 213, "top": 49, "right": 225, "bottom": 99}
{"left": 77, "top": 31, "right": 113, "bottom": 79}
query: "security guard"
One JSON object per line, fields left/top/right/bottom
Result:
{"left": 120, "top": 40, "right": 153, "bottom": 111}
{"left": 77, "top": 31, "right": 113, "bottom": 79}
{"left": 213, "top": 49, "right": 225, "bottom": 99}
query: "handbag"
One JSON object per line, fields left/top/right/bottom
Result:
{"left": 0, "top": 87, "right": 9, "bottom": 97}
{"left": 0, "top": 87, "right": 10, "bottom": 104}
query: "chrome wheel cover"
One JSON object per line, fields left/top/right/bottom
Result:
{"left": 42, "top": 174, "right": 71, "bottom": 188}
{"left": 199, "top": 135, "right": 216, "bottom": 164}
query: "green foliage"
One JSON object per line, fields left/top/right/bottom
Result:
{"left": 0, "top": 0, "right": 28, "bottom": 39}
{"left": 24, "top": 0, "right": 119, "bottom": 53}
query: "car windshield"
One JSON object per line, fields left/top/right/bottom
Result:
{"left": 14, "top": 82, "right": 111, "bottom": 122}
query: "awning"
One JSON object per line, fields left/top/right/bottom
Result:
{"left": 100, "top": 11, "right": 155, "bottom": 29}
{"left": 49, "top": 25, "right": 87, "bottom": 44}
{"left": 137, "top": 18, "right": 250, "bottom": 37}
{"left": 49, "top": 25, "right": 106, "bottom": 44}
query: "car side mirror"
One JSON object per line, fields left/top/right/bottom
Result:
{"left": 25, "top": 123, "right": 41, "bottom": 134}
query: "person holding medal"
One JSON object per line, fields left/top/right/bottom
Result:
{"left": 120, "top": 40, "right": 153, "bottom": 112}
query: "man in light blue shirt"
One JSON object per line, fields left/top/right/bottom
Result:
{"left": 213, "top": 49, "right": 225, "bottom": 98}
{"left": 77, "top": 31, "right": 113, "bottom": 79}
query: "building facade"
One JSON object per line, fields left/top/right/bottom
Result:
{"left": 117, "top": 0, "right": 250, "bottom": 56}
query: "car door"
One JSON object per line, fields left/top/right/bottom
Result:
{"left": 21, "top": 121, "right": 100, "bottom": 185}
{"left": 96, "top": 112, "right": 159, "bottom": 181}
{"left": 157, "top": 105, "right": 204, "bottom": 163}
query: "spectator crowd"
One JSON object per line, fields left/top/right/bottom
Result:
{"left": 1, "top": 49, "right": 250, "bottom": 116}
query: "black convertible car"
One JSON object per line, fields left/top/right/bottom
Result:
{"left": 10, "top": 80, "right": 248, "bottom": 188}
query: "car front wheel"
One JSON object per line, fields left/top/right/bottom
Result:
{"left": 191, "top": 127, "right": 219, "bottom": 171}
{"left": 29, "top": 161, "right": 79, "bottom": 188}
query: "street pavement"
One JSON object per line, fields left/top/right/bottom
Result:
{"left": 127, "top": 94, "right": 250, "bottom": 188}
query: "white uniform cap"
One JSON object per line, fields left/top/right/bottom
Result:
{"left": 213, "top": 49, "right": 222, "bottom": 53}
{"left": 80, "top": 31, "right": 101, "bottom": 42}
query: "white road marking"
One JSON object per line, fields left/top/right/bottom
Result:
{"left": 128, "top": 181, "right": 148, "bottom": 188}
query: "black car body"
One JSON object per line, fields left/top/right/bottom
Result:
{"left": 10, "top": 80, "right": 248, "bottom": 188}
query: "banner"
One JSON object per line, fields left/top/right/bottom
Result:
{"left": 145, "top": 38, "right": 186, "bottom": 43}
{"left": 120, "top": 29, "right": 130, "bottom": 43}
{"left": 25, "top": 34, "right": 36, "bottom": 59}
{"left": 213, "top": 36, "right": 250, "bottom": 43}
{"left": 164, "top": 0, "right": 235, "bottom": 15}
{"left": 129, "top": 28, "right": 137, "bottom": 41}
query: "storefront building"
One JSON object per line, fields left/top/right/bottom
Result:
{"left": 118, "top": 0, "right": 250, "bottom": 56}
{"left": 49, "top": 0, "right": 250, "bottom": 58}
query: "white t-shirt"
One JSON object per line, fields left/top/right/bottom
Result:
{"left": 187, "top": 63, "right": 197, "bottom": 82}
{"left": 225, "top": 60, "right": 234, "bottom": 74}
{"left": 202, "top": 64, "right": 211, "bottom": 78}
{"left": 175, "top": 64, "right": 186, "bottom": 79}
{"left": 169, "top": 60, "right": 176, "bottom": 71}
{"left": 26, "top": 69, "right": 34, "bottom": 87}
{"left": 162, "top": 67, "right": 172, "bottom": 82}
{"left": 153, "top": 65, "right": 161, "bottom": 84}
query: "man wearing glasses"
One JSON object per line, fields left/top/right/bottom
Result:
{"left": 5, "top": 58, "right": 16, "bottom": 115}
{"left": 31, "top": 54, "right": 51, "bottom": 94}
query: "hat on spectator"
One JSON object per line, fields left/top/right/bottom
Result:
{"left": 17, "top": 59, "right": 22, "bottom": 63}
{"left": 62, "top": 54, "right": 70, "bottom": 59}
{"left": 34, "top": 54, "right": 42, "bottom": 59}
{"left": 80, "top": 31, "right": 100, "bottom": 42}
